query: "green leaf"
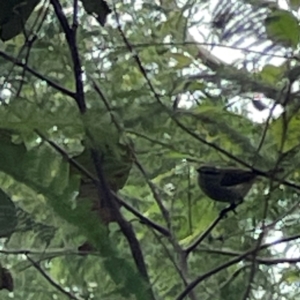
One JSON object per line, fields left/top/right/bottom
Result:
{"left": 49, "top": 182, "right": 150, "bottom": 300}
{"left": 259, "top": 64, "right": 284, "bottom": 84}
{"left": 0, "top": 189, "right": 17, "bottom": 238}
{"left": 290, "top": 0, "right": 300, "bottom": 10}
{"left": 16, "top": 207, "right": 56, "bottom": 245}
{"left": 0, "top": 130, "right": 28, "bottom": 181}
{"left": 0, "top": 130, "right": 147, "bottom": 299}
{"left": 170, "top": 53, "right": 193, "bottom": 69}
{"left": 158, "top": 10, "right": 185, "bottom": 36}
{"left": 265, "top": 9, "right": 300, "bottom": 49}
{"left": 0, "top": 0, "right": 41, "bottom": 41}
{"left": 282, "top": 269, "right": 300, "bottom": 284}
{"left": 80, "top": 0, "right": 111, "bottom": 26}
{"left": 270, "top": 114, "right": 300, "bottom": 152}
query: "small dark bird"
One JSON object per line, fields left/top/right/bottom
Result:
{"left": 197, "top": 165, "right": 257, "bottom": 205}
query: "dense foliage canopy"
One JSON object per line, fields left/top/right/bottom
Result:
{"left": 0, "top": 0, "right": 300, "bottom": 299}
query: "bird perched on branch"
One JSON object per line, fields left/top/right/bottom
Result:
{"left": 197, "top": 165, "right": 258, "bottom": 206}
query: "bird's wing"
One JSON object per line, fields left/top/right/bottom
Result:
{"left": 220, "top": 170, "right": 256, "bottom": 186}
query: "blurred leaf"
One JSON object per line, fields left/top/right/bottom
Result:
{"left": 0, "top": 189, "right": 17, "bottom": 238}
{"left": 169, "top": 53, "right": 193, "bottom": 69}
{"left": 265, "top": 9, "right": 300, "bottom": 49}
{"left": 80, "top": 0, "right": 111, "bottom": 26}
{"left": 282, "top": 268, "right": 300, "bottom": 284}
{"left": 0, "top": 0, "right": 41, "bottom": 41}
{"left": 0, "top": 267, "right": 14, "bottom": 292}
{"left": 290, "top": 0, "right": 300, "bottom": 10}
{"left": 16, "top": 207, "right": 57, "bottom": 245}
{"left": 259, "top": 64, "right": 284, "bottom": 84}
{"left": 48, "top": 178, "right": 149, "bottom": 300}
{"left": 74, "top": 142, "right": 133, "bottom": 191}
{"left": 270, "top": 114, "right": 300, "bottom": 152}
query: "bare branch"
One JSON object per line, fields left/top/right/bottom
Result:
{"left": 50, "top": 0, "right": 86, "bottom": 113}
{"left": 26, "top": 254, "right": 81, "bottom": 300}
{"left": 0, "top": 50, "right": 76, "bottom": 99}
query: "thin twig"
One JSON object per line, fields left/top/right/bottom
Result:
{"left": 119, "top": 199, "right": 170, "bottom": 236}
{"left": 176, "top": 245, "right": 263, "bottom": 300}
{"left": 90, "top": 77, "right": 123, "bottom": 131}
{"left": 253, "top": 101, "right": 278, "bottom": 160}
{"left": 187, "top": 166, "right": 192, "bottom": 234}
{"left": 184, "top": 214, "right": 224, "bottom": 255}
{"left": 241, "top": 165, "right": 281, "bottom": 300}
{"left": 26, "top": 254, "right": 81, "bottom": 300}
{"left": 0, "top": 51, "right": 76, "bottom": 99}
{"left": 50, "top": 0, "right": 86, "bottom": 113}
{"left": 152, "top": 231, "right": 188, "bottom": 285}
{"left": 134, "top": 158, "right": 171, "bottom": 229}
{"left": 177, "top": 231, "right": 300, "bottom": 299}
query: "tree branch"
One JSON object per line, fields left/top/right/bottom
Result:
{"left": 50, "top": 0, "right": 86, "bottom": 113}
{"left": 89, "top": 149, "right": 155, "bottom": 300}
{"left": 0, "top": 50, "right": 76, "bottom": 99}
{"left": 26, "top": 254, "right": 81, "bottom": 300}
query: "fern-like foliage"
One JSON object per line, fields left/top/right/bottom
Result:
{"left": 211, "top": 0, "right": 290, "bottom": 63}
{"left": 15, "top": 207, "right": 57, "bottom": 246}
